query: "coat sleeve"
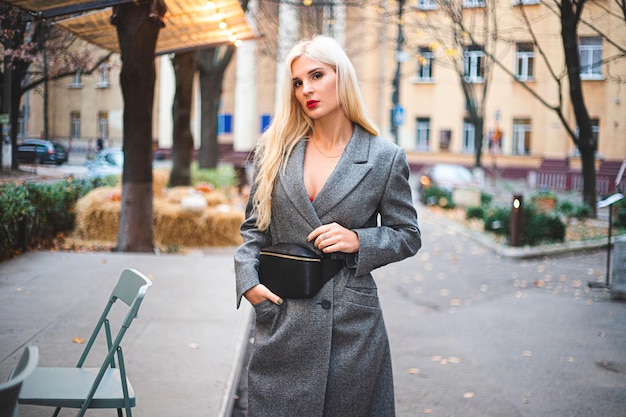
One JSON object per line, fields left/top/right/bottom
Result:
{"left": 351, "top": 146, "right": 421, "bottom": 277}
{"left": 233, "top": 161, "right": 272, "bottom": 308}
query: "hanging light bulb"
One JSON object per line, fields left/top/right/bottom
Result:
{"left": 303, "top": 0, "right": 313, "bottom": 5}
{"left": 219, "top": 20, "right": 228, "bottom": 30}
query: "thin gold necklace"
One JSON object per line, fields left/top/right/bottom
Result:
{"left": 311, "top": 138, "right": 345, "bottom": 158}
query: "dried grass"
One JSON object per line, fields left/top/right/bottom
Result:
{"left": 72, "top": 176, "right": 243, "bottom": 248}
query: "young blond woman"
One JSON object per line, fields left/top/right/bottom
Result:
{"left": 234, "top": 35, "right": 421, "bottom": 417}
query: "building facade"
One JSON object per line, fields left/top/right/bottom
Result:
{"left": 22, "top": 0, "right": 625, "bottom": 187}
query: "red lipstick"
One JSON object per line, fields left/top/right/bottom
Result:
{"left": 306, "top": 100, "right": 319, "bottom": 109}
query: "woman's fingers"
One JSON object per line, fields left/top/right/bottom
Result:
{"left": 244, "top": 284, "right": 283, "bottom": 306}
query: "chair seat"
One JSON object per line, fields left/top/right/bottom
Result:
{"left": 19, "top": 367, "right": 136, "bottom": 409}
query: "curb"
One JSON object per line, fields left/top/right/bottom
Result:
{"left": 218, "top": 303, "right": 253, "bottom": 417}
{"left": 421, "top": 208, "right": 610, "bottom": 259}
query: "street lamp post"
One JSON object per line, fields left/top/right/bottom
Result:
{"left": 390, "top": 0, "right": 405, "bottom": 145}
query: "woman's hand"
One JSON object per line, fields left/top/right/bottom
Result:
{"left": 308, "top": 222, "right": 360, "bottom": 254}
{"left": 243, "top": 284, "right": 283, "bottom": 306}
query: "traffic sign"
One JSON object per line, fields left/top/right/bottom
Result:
{"left": 393, "top": 105, "right": 405, "bottom": 126}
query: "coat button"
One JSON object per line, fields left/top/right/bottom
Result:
{"left": 321, "top": 300, "right": 331, "bottom": 309}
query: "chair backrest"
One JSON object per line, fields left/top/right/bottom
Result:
{"left": 0, "top": 346, "right": 39, "bottom": 417}
{"left": 76, "top": 268, "right": 152, "bottom": 368}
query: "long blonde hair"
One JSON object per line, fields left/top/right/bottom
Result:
{"left": 253, "top": 35, "right": 379, "bottom": 231}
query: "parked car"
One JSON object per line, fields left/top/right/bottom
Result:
{"left": 84, "top": 147, "right": 124, "bottom": 179}
{"left": 416, "top": 163, "right": 479, "bottom": 204}
{"left": 16, "top": 139, "right": 68, "bottom": 165}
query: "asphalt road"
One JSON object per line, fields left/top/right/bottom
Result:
{"left": 377, "top": 207, "right": 626, "bottom": 417}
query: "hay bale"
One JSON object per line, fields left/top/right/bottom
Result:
{"left": 153, "top": 169, "right": 169, "bottom": 198}
{"left": 72, "top": 179, "right": 244, "bottom": 248}
{"left": 164, "top": 186, "right": 229, "bottom": 207}
{"left": 74, "top": 187, "right": 121, "bottom": 241}
{"left": 153, "top": 201, "right": 243, "bottom": 247}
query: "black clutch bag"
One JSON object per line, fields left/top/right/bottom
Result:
{"left": 258, "top": 244, "right": 344, "bottom": 298}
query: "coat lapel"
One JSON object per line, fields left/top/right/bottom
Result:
{"left": 313, "top": 125, "right": 372, "bottom": 218}
{"left": 278, "top": 125, "right": 373, "bottom": 225}
{"left": 279, "top": 140, "right": 321, "bottom": 228}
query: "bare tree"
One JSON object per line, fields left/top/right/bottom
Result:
{"left": 408, "top": 0, "right": 498, "bottom": 168}
{"left": 196, "top": 45, "right": 235, "bottom": 169}
{"left": 111, "top": 0, "right": 166, "bottom": 252}
{"left": 169, "top": 51, "right": 196, "bottom": 186}
{"left": 0, "top": 5, "right": 110, "bottom": 170}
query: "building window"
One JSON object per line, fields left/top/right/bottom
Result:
{"left": 512, "top": 118, "right": 531, "bottom": 155}
{"left": 416, "top": 47, "right": 434, "bottom": 81}
{"left": 462, "top": 119, "right": 476, "bottom": 153}
{"left": 218, "top": 114, "right": 233, "bottom": 134}
{"left": 416, "top": 0, "right": 437, "bottom": 10}
{"left": 573, "top": 118, "right": 599, "bottom": 156}
{"left": 579, "top": 37, "right": 603, "bottom": 79}
{"left": 261, "top": 114, "right": 271, "bottom": 133}
{"left": 415, "top": 118, "right": 431, "bottom": 151}
{"left": 515, "top": 43, "right": 534, "bottom": 81}
{"left": 70, "top": 111, "right": 81, "bottom": 139}
{"left": 98, "top": 111, "right": 109, "bottom": 141}
{"left": 512, "top": 0, "right": 540, "bottom": 5}
{"left": 96, "top": 64, "right": 110, "bottom": 88}
{"left": 18, "top": 112, "right": 26, "bottom": 140}
{"left": 463, "top": 45, "right": 484, "bottom": 83}
{"left": 69, "top": 71, "right": 82, "bottom": 88}
{"left": 463, "top": 0, "right": 485, "bottom": 7}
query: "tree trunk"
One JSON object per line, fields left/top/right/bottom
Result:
{"left": 112, "top": 2, "right": 164, "bottom": 252}
{"left": 197, "top": 46, "right": 234, "bottom": 169}
{"left": 169, "top": 52, "right": 196, "bottom": 186}
{"left": 561, "top": 0, "right": 597, "bottom": 214}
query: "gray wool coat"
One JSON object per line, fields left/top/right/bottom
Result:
{"left": 234, "top": 125, "right": 421, "bottom": 417}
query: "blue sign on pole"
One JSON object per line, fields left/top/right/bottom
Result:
{"left": 393, "top": 105, "right": 404, "bottom": 126}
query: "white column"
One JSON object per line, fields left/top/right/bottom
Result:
{"left": 157, "top": 56, "right": 175, "bottom": 148}
{"left": 233, "top": 39, "right": 258, "bottom": 151}
{"left": 275, "top": 3, "right": 300, "bottom": 112}
{"left": 328, "top": 0, "right": 346, "bottom": 47}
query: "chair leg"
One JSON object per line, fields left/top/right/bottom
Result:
{"left": 52, "top": 407, "right": 61, "bottom": 417}
{"left": 117, "top": 409, "right": 123, "bottom": 417}
{"left": 117, "top": 347, "right": 132, "bottom": 417}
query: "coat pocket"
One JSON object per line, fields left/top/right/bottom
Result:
{"left": 342, "top": 287, "right": 380, "bottom": 309}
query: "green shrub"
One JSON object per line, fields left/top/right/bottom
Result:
{"left": 484, "top": 206, "right": 511, "bottom": 235}
{"left": 480, "top": 192, "right": 493, "bottom": 206}
{"left": 0, "top": 178, "right": 98, "bottom": 260}
{"left": 557, "top": 200, "right": 575, "bottom": 217}
{"left": 573, "top": 204, "right": 592, "bottom": 219}
{"left": 481, "top": 203, "right": 566, "bottom": 246}
{"left": 465, "top": 206, "right": 485, "bottom": 220}
{"left": 191, "top": 164, "right": 237, "bottom": 190}
{"left": 423, "top": 186, "right": 455, "bottom": 209}
{"left": 616, "top": 207, "right": 626, "bottom": 230}
{"left": 0, "top": 184, "right": 36, "bottom": 258}
{"left": 522, "top": 205, "right": 566, "bottom": 245}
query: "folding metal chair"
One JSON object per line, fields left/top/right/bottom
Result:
{"left": 18, "top": 268, "right": 152, "bottom": 417}
{"left": 1, "top": 346, "right": 39, "bottom": 417}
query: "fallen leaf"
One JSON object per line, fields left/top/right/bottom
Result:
{"left": 448, "top": 356, "right": 461, "bottom": 364}
{"left": 431, "top": 355, "right": 442, "bottom": 362}
{"left": 566, "top": 356, "right": 574, "bottom": 362}
{"left": 463, "top": 392, "right": 475, "bottom": 399}
{"left": 187, "top": 342, "right": 200, "bottom": 349}
{"left": 408, "top": 368, "right": 420, "bottom": 375}
{"left": 101, "top": 258, "right": 107, "bottom": 264}
{"left": 423, "top": 409, "right": 432, "bottom": 414}
{"left": 522, "top": 350, "right": 533, "bottom": 357}
{"left": 73, "top": 337, "right": 86, "bottom": 344}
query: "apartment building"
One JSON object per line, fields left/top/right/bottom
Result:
{"left": 22, "top": 0, "right": 625, "bottom": 184}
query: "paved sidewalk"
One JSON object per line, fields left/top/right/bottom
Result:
{"left": 0, "top": 250, "right": 251, "bottom": 417}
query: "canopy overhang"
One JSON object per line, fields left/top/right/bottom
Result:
{"left": 5, "top": 0, "right": 258, "bottom": 55}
